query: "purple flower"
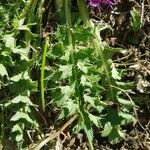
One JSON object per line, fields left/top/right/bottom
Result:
{"left": 89, "top": 0, "right": 101, "bottom": 7}
{"left": 89, "top": 0, "right": 118, "bottom": 9}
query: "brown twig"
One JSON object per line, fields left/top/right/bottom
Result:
{"left": 141, "top": 0, "right": 145, "bottom": 24}
{"left": 31, "top": 114, "right": 77, "bottom": 150}
{"left": 147, "top": 0, "right": 150, "bottom": 9}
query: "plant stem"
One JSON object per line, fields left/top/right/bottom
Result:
{"left": 66, "top": 1, "right": 93, "bottom": 150}
{"left": 65, "top": 0, "right": 82, "bottom": 104}
{"left": 41, "top": 37, "right": 49, "bottom": 111}
{"left": 77, "top": 0, "right": 90, "bottom": 25}
{"left": 22, "top": 0, "right": 42, "bottom": 43}
{"left": 55, "top": 0, "right": 63, "bottom": 12}
{"left": 94, "top": 40, "right": 115, "bottom": 101}
{"left": 77, "top": 0, "right": 115, "bottom": 101}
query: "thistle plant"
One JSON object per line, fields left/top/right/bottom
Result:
{"left": 0, "top": 0, "right": 42, "bottom": 149}
{"left": 0, "top": 0, "right": 136, "bottom": 149}
{"left": 34, "top": 0, "right": 135, "bottom": 149}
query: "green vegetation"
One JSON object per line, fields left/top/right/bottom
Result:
{"left": 0, "top": 0, "right": 148, "bottom": 149}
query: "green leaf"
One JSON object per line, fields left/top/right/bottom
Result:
{"left": 11, "top": 124, "right": 22, "bottom": 133}
{"left": 11, "top": 47, "right": 30, "bottom": 61}
{"left": 10, "top": 71, "right": 30, "bottom": 82}
{"left": 101, "top": 122, "right": 113, "bottom": 137}
{"left": 13, "top": 18, "right": 36, "bottom": 34}
{"left": 10, "top": 80, "right": 37, "bottom": 94}
{"left": 59, "top": 84, "right": 75, "bottom": 101}
{"left": 119, "top": 112, "right": 134, "bottom": 123}
{"left": 46, "top": 71, "right": 62, "bottom": 82}
{"left": 58, "top": 102, "right": 77, "bottom": 119}
{"left": 9, "top": 71, "right": 37, "bottom": 93}
{"left": 101, "top": 43, "right": 124, "bottom": 62}
{"left": 83, "top": 95, "right": 104, "bottom": 112}
{"left": 75, "top": 47, "right": 94, "bottom": 60}
{"left": 0, "top": 51, "right": 13, "bottom": 66}
{"left": 60, "top": 86, "right": 72, "bottom": 95}
{"left": 0, "top": 64, "right": 8, "bottom": 77}
{"left": 15, "top": 134, "right": 23, "bottom": 143}
{"left": 3, "top": 34, "right": 15, "bottom": 48}
{"left": 72, "top": 122, "right": 83, "bottom": 133}
{"left": 88, "top": 113, "right": 101, "bottom": 127}
{"left": 10, "top": 123, "right": 24, "bottom": 148}
{"left": 59, "top": 64, "right": 72, "bottom": 79}
{"left": 108, "top": 126, "right": 125, "bottom": 144}
{"left": 130, "top": 7, "right": 141, "bottom": 32}
{"left": 61, "top": 45, "right": 71, "bottom": 61}
{"left": 52, "top": 42, "right": 64, "bottom": 57}
{"left": 111, "top": 64, "right": 121, "bottom": 80}
{"left": 11, "top": 95, "right": 34, "bottom": 106}
{"left": 16, "top": 18, "right": 30, "bottom": 31}
{"left": 77, "top": 60, "right": 88, "bottom": 74}
{"left": 116, "top": 81, "right": 133, "bottom": 90}
{"left": 84, "top": 95, "right": 95, "bottom": 106}
{"left": 10, "top": 111, "right": 34, "bottom": 124}
{"left": 102, "top": 108, "right": 123, "bottom": 126}
{"left": 74, "top": 26, "right": 94, "bottom": 42}
{"left": 65, "top": 101, "right": 77, "bottom": 114}
{"left": 117, "top": 97, "right": 134, "bottom": 106}
{"left": 82, "top": 112, "right": 94, "bottom": 150}
{"left": 80, "top": 75, "right": 92, "bottom": 87}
